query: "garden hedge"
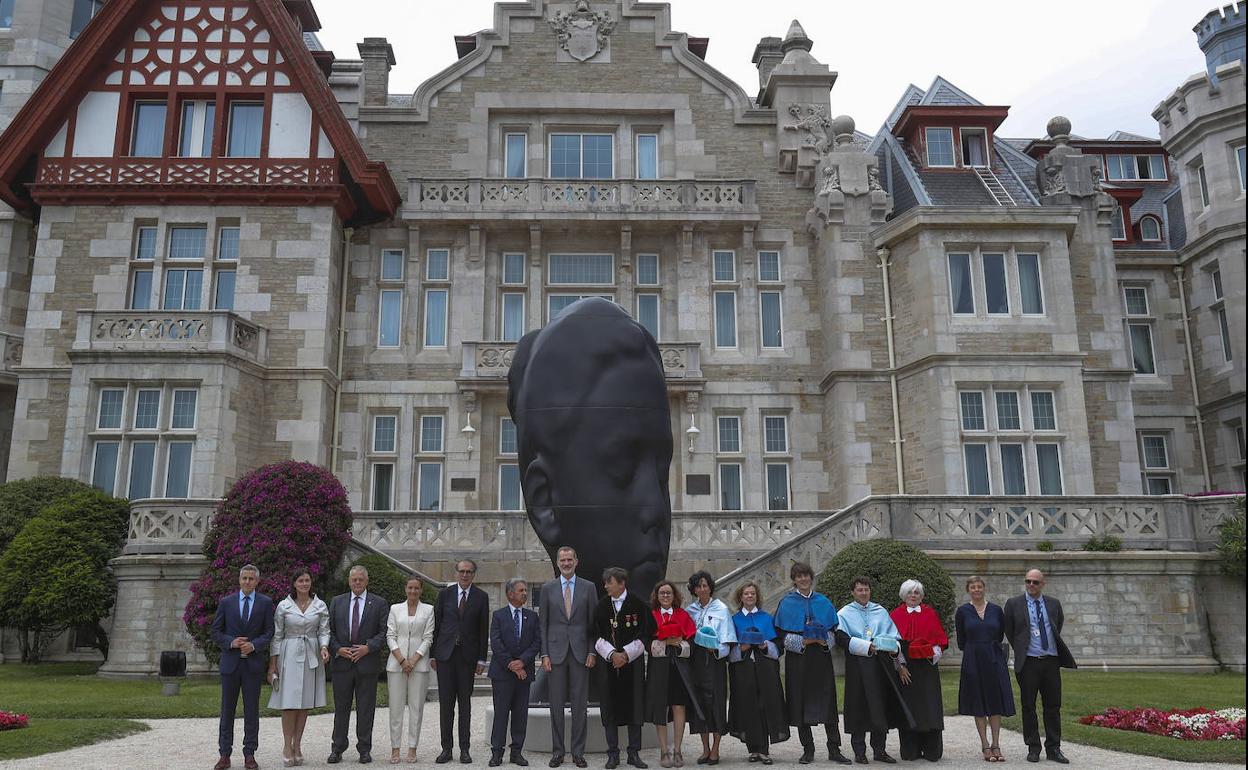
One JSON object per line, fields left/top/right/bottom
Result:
{"left": 816, "top": 538, "right": 956, "bottom": 630}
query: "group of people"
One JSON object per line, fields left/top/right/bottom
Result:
{"left": 211, "top": 553, "right": 1076, "bottom": 770}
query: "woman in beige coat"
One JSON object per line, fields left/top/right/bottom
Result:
{"left": 387, "top": 576, "right": 435, "bottom": 764}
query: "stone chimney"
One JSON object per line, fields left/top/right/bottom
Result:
{"left": 751, "top": 36, "right": 784, "bottom": 95}
{"left": 1195, "top": 3, "right": 1245, "bottom": 82}
{"left": 357, "top": 37, "right": 396, "bottom": 107}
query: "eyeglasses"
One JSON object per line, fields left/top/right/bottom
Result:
{"left": 457, "top": 569, "right": 476, "bottom": 575}
{"left": 1024, "top": 579, "right": 1043, "bottom": 585}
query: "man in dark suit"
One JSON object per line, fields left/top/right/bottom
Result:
{"left": 433, "top": 558, "right": 491, "bottom": 764}
{"left": 328, "top": 564, "right": 389, "bottom": 764}
{"left": 539, "top": 546, "right": 598, "bottom": 768}
{"left": 488, "top": 578, "right": 542, "bottom": 767}
{"left": 1003, "top": 569, "right": 1077, "bottom": 765}
{"left": 210, "top": 563, "right": 275, "bottom": 770}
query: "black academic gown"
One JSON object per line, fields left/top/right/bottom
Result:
{"left": 728, "top": 641, "right": 790, "bottom": 747}
{"left": 594, "top": 592, "right": 651, "bottom": 727}
{"left": 834, "top": 628, "right": 915, "bottom": 735}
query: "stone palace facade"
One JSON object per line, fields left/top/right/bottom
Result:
{"left": 0, "top": 0, "right": 1242, "bottom": 672}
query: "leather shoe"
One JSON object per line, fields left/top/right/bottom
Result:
{"left": 627, "top": 754, "right": 648, "bottom": 769}
{"left": 829, "top": 749, "right": 852, "bottom": 766}
{"left": 1026, "top": 749, "right": 1041, "bottom": 763}
{"left": 798, "top": 748, "right": 814, "bottom": 765}
{"left": 461, "top": 751, "right": 473, "bottom": 764}
{"left": 328, "top": 752, "right": 343, "bottom": 765}
{"left": 215, "top": 758, "right": 231, "bottom": 770}
{"left": 511, "top": 753, "right": 529, "bottom": 767}
{"left": 437, "top": 751, "right": 455, "bottom": 765}
{"left": 605, "top": 755, "right": 619, "bottom": 770}
{"left": 573, "top": 758, "right": 588, "bottom": 768}
{"left": 360, "top": 753, "right": 373, "bottom": 764}
{"left": 872, "top": 753, "right": 896, "bottom": 765}
{"left": 490, "top": 752, "right": 504, "bottom": 768}
{"left": 853, "top": 754, "right": 868, "bottom": 765}
{"left": 244, "top": 756, "right": 259, "bottom": 770}
{"left": 549, "top": 756, "right": 564, "bottom": 768}
{"left": 1047, "top": 750, "right": 1070, "bottom": 764}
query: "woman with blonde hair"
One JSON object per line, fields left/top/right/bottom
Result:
{"left": 386, "top": 576, "right": 435, "bottom": 764}
{"left": 727, "top": 582, "right": 788, "bottom": 764}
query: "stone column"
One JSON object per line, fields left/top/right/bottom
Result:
{"left": 99, "top": 554, "right": 212, "bottom": 677}
{"left": 356, "top": 38, "right": 396, "bottom": 108}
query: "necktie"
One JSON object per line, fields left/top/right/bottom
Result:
{"left": 242, "top": 594, "right": 251, "bottom": 624}
{"left": 459, "top": 590, "right": 467, "bottom": 614}
{"left": 351, "top": 596, "right": 361, "bottom": 644}
{"left": 563, "top": 580, "right": 573, "bottom": 618}
{"left": 1033, "top": 599, "right": 1048, "bottom": 650}
{"left": 514, "top": 607, "right": 521, "bottom": 638}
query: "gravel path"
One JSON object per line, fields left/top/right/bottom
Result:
{"left": 0, "top": 697, "right": 1235, "bottom": 769}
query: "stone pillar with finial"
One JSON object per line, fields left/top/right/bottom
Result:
{"left": 809, "top": 114, "right": 890, "bottom": 228}
{"left": 762, "top": 20, "right": 837, "bottom": 188}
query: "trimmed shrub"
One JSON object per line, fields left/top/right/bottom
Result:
{"left": 1215, "top": 497, "right": 1245, "bottom": 582}
{"left": 1082, "top": 534, "right": 1123, "bottom": 552}
{"left": 0, "top": 490, "right": 129, "bottom": 662}
{"left": 327, "top": 553, "right": 439, "bottom": 606}
{"left": 0, "top": 477, "right": 97, "bottom": 556}
{"left": 183, "top": 461, "right": 353, "bottom": 664}
{"left": 1036, "top": 540, "right": 1055, "bottom": 552}
{"left": 816, "top": 538, "right": 957, "bottom": 630}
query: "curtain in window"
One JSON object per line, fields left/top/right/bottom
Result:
{"left": 636, "top": 135, "right": 658, "bottom": 180}
{"left": 228, "top": 104, "right": 263, "bottom": 157}
{"left": 1036, "top": 444, "right": 1063, "bottom": 494}
{"left": 714, "top": 292, "right": 737, "bottom": 347}
{"left": 372, "top": 465, "right": 393, "bottom": 511}
{"left": 964, "top": 445, "right": 990, "bottom": 494}
{"left": 418, "top": 463, "right": 442, "bottom": 511}
{"left": 92, "top": 442, "right": 119, "bottom": 493}
{"left": 501, "top": 293, "right": 524, "bottom": 342}
{"left": 128, "top": 442, "right": 156, "bottom": 499}
{"left": 132, "top": 103, "right": 167, "bottom": 157}
{"left": 719, "top": 464, "right": 742, "bottom": 511}
{"left": 1129, "top": 325, "right": 1155, "bottom": 374}
{"left": 964, "top": 133, "right": 986, "bottom": 166}
{"left": 760, "top": 292, "right": 782, "bottom": 348}
{"left": 1018, "top": 254, "right": 1043, "bottom": 314}
{"left": 505, "top": 135, "right": 526, "bottom": 178}
{"left": 949, "top": 254, "right": 973, "bottom": 314}
{"left": 1001, "top": 445, "right": 1026, "bottom": 495}
{"left": 500, "top": 465, "right": 522, "bottom": 510}
{"left": 424, "top": 290, "right": 448, "bottom": 346}
{"left": 378, "top": 291, "right": 401, "bottom": 346}
{"left": 766, "top": 464, "right": 789, "bottom": 511}
{"left": 982, "top": 253, "right": 1008, "bottom": 314}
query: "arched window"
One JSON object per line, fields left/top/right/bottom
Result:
{"left": 1140, "top": 215, "right": 1162, "bottom": 242}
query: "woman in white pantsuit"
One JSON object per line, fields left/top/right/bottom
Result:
{"left": 267, "top": 570, "right": 330, "bottom": 766}
{"left": 387, "top": 576, "right": 435, "bottom": 764}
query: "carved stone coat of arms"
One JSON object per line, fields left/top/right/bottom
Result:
{"left": 549, "top": 0, "right": 617, "bottom": 62}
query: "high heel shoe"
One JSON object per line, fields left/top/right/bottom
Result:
{"left": 659, "top": 752, "right": 672, "bottom": 769}
{"left": 673, "top": 752, "right": 684, "bottom": 768}
{"left": 295, "top": 751, "right": 305, "bottom": 766}
{"left": 283, "top": 753, "right": 296, "bottom": 768}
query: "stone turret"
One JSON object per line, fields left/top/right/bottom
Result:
{"left": 1195, "top": 3, "right": 1245, "bottom": 83}
{"left": 762, "top": 20, "right": 838, "bottom": 189}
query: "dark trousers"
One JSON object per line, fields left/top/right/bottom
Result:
{"left": 798, "top": 721, "right": 842, "bottom": 751}
{"left": 1016, "top": 657, "right": 1062, "bottom": 752}
{"left": 849, "top": 730, "right": 886, "bottom": 757}
{"left": 331, "top": 666, "right": 379, "bottom": 756}
{"left": 218, "top": 670, "right": 262, "bottom": 757}
{"left": 604, "top": 723, "right": 643, "bottom": 757}
{"left": 745, "top": 740, "right": 769, "bottom": 756}
{"left": 438, "top": 648, "right": 477, "bottom": 751}
{"left": 898, "top": 730, "right": 942, "bottom": 762}
{"left": 490, "top": 676, "right": 532, "bottom": 753}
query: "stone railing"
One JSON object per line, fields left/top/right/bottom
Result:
{"left": 716, "top": 494, "right": 1243, "bottom": 608}
{"left": 123, "top": 498, "right": 219, "bottom": 555}
{"left": 74, "top": 310, "right": 267, "bottom": 364}
{"left": 407, "top": 178, "right": 758, "bottom": 219}
{"left": 36, "top": 157, "right": 337, "bottom": 187}
{"left": 460, "top": 340, "right": 701, "bottom": 380}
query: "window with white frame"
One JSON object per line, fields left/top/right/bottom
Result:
{"left": 948, "top": 253, "right": 975, "bottom": 315}
{"left": 550, "top": 253, "right": 613, "bottom": 285}
{"left": 762, "top": 413, "right": 790, "bottom": 510}
{"left": 1236, "top": 145, "right": 1246, "bottom": 194}
{"left": 1111, "top": 203, "right": 1127, "bottom": 241}
{"left": 1139, "top": 433, "right": 1175, "bottom": 494}
{"left": 217, "top": 227, "right": 239, "bottom": 260}
{"left": 548, "top": 294, "right": 614, "bottom": 321}
{"left": 378, "top": 290, "right": 402, "bottom": 348}
{"left": 1139, "top": 215, "right": 1162, "bottom": 242}
{"left": 947, "top": 248, "right": 1045, "bottom": 320}
{"left": 717, "top": 415, "right": 741, "bottom": 454}
{"left": 226, "top": 101, "right": 263, "bottom": 157}
{"left": 89, "top": 383, "right": 199, "bottom": 499}
{"left": 1196, "top": 163, "right": 1211, "bottom": 208}
{"left": 381, "top": 249, "right": 405, "bottom": 281}
{"left": 763, "top": 415, "right": 788, "bottom": 453}
{"left": 372, "top": 414, "right": 397, "bottom": 454}
{"left": 178, "top": 100, "right": 216, "bottom": 158}
{"left": 131, "top": 101, "right": 167, "bottom": 157}
{"left": 982, "top": 252, "right": 1009, "bottom": 315}
{"left": 759, "top": 290, "right": 783, "bottom": 349}
{"left": 960, "top": 128, "right": 989, "bottom": 167}
{"left": 371, "top": 463, "right": 395, "bottom": 511}
{"left": 213, "top": 225, "right": 239, "bottom": 311}
{"left": 636, "top": 292, "right": 660, "bottom": 340}
{"left": 959, "top": 385, "right": 1064, "bottom": 495}
{"left": 367, "top": 413, "right": 398, "bottom": 510}
{"left": 501, "top": 291, "right": 525, "bottom": 342}
{"left": 129, "top": 226, "right": 157, "bottom": 310}
{"left": 1122, "top": 285, "right": 1156, "bottom": 375}
{"left": 69, "top": 0, "right": 104, "bottom": 38}
{"left": 504, "top": 133, "right": 527, "bottom": 179}
{"left": 417, "top": 414, "right": 444, "bottom": 511}
{"left": 765, "top": 464, "right": 790, "bottom": 511}
{"left": 502, "top": 252, "right": 527, "bottom": 285}
{"left": 424, "top": 248, "right": 450, "bottom": 348}
{"left": 499, "top": 410, "right": 521, "bottom": 511}
{"left": 636, "top": 253, "right": 660, "bottom": 286}
{"left": 1107, "top": 154, "right": 1167, "bottom": 181}
{"left": 1017, "top": 253, "right": 1044, "bottom": 314}
{"left": 714, "top": 291, "right": 737, "bottom": 349}
{"left": 757, "top": 251, "right": 781, "bottom": 283}
{"left": 712, "top": 251, "right": 736, "bottom": 283}
{"left": 499, "top": 417, "right": 518, "bottom": 456}
{"left": 636, "top": 133, "right": 658, "bottom": 180}
{"left": 1211, "top": 268, "right": 1232, "bottom": 363}
{"left": 162, "top": 227, "right": 207, "bottom": 311}
{"left": 0, "top": 0, "right": 11, "bottom": 27}
{"left": 426, "top": 248, "right": 451, "bottom": 282}
{"left": 925, "top": 127, "right": 955, "bottom": 167}
{"left": 716, "top": 415, "right": 744, "bottom": 508}
{"left": 550, "top": 133, "right": 613, "bottom": 179}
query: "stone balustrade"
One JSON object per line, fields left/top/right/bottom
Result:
{"left": 460, "top": 340, "right": 701, "bottom": 381}
{"left": 123, "top": 498, "right": 218, "bottom": 555}
{"left": 74, "top": 310, "right": 268, "bottom": 364}
{"left": 406, "top": 178, "right": 759, "bottom": 221}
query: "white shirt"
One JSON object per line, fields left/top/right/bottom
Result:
{"left": 611, "top": 590, "right": 628, "bottom": 613}
{"left": 906, "top": 606, "right": 922, "bottom": 614}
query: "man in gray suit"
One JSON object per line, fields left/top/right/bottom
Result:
{"left": 328, "top": 564, "right": 389, "bottom": 765}
{"left": 539, "top": 546, "right": 599, "bottom": 768}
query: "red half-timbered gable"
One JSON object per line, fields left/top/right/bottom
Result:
{"left": 0, "top": 0, "right": 399, "bottom": 221}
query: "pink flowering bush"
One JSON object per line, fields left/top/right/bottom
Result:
{"left": 1080, "top": 706, "right": 1246, "bottom": 741}
{"left": 0, "top": 710, "right": 29, "bottom": 730}
{"left": 183, "top": 461, "right": 353, "bottom": 664}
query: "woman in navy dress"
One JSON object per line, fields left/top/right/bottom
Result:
{"left": 956, "top": 575, "right": 1015, "bottom": 763}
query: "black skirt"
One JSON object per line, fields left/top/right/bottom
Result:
{"left": 644, "top": 647, "right": 699, "bottom": 725}
{"left": 688, "top": 645, "right": 729, "bottom": 736}
{"left": 898, "top": 657, "right": 944, "bottom": 732}
{"left": 728, "top": 648, "right": 790, "bottom": 747}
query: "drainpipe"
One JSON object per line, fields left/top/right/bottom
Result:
{"left": 1174, "top": 265, "right": 1212, "bottom": 490}
{"left": 330, "top": 226, "right": 354, "bottom": 474}
{"left": 877, "top": 248, "right": 905, "bottom": 493}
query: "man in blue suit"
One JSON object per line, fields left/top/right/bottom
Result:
{"left": 210, "top": 563, "right": 275, "bottom": 770}
{"left": 489, "top": 578, "right": 542, "bottom": 767}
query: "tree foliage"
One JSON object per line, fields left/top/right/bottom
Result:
{"left": 0, "top": 489, "right": 130, "bottom": 662}
{"left": 1215, "top": 497, "right": 1245, "bottom": 582}
{"left": 327, "top": 553, "right": 439, "bottom": 606}
{"left": 816, "top": 538, "right": 957, "bottom": 631}
{"left": 0, "top": 476, "right": 97, "bottom": 556}
{"left": 183, "top": 461, "right": 353, "bottom": 665}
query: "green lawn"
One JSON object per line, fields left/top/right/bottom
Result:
{"left": 0, "top": 718, "right": 149, "bottom": 761}
{"left": 936, "top": 669, "right": 1247, "bottom": 764}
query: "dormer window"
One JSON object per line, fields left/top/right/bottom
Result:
{"left": 1139, "top": 215, "right": 1162, "bottom": 242}
{"left": 961, "top": 128, "right": 989, "bottom": 167}
{"left": 1107, "top": 154, "right": 1167, "bottom": 181}
{"left": 131, "top": 102, "right": 168, "bottom": 157}
{"left": 925, "top": 128, "right": 955, "bottom": 167}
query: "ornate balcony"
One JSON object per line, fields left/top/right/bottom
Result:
{"left": 459, "top": 340, "right": 702, "bottom": 383}
{"left": 123, "top": 498, "right": 218, "bottom": 555}
{"left": 73, "top": 310, "right": 268, "bottom": 365}
{"left": 404, "top": 178, "right": 759, "bottom": 222}
{"left": 36, "top": 157, "right": 338, "bottom": 187}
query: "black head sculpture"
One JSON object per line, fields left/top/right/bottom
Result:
{"left": 507, "top": 297, "right": 672, "bottom": 599}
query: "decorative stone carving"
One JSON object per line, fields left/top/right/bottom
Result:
{"left": 783, "top": 103, "right": 832, "bottom": 151}
{"left": 232, "top": 319, "right": 258, "bottom": 351}
{"left": 1036, "top": 115, "right": 1105, "bottom": 200}
{"left": 806, "top": 114, "right": 891, "bottom": 227}
{"left": 548, "top": 0, "right": 616, "bottom": 62}
{"left": 817, "top": 163, "right": 840, "bottom": 196}
{"left": 867, "top": 165, "right": 884, "bottom": 193}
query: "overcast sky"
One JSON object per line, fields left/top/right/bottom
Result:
{"left": 315, "top": 0, "right": 1226, "bottom": 139}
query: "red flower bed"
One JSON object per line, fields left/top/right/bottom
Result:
{"left": 1080, "top": 706, "right": 1246, "bottom": 741}
{"left": 0, "top": 710, "right": 29, "bottom": 730}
